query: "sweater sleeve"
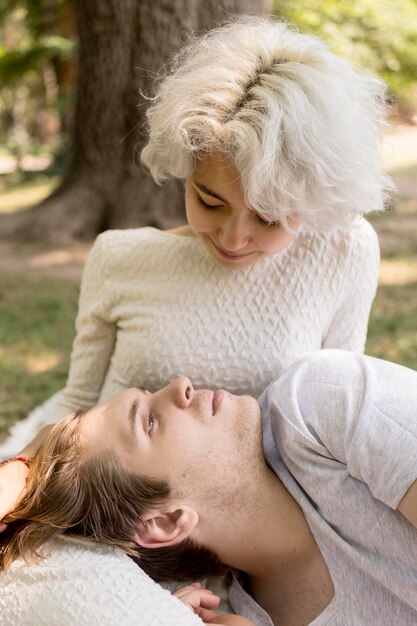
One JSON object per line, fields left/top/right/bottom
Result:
{"left": 322, "top": 219, "right": 380, "bottom": 353}
{"left": 54, "top": 233, "right": 117, "bottom": 420}
{"left": 0, "top": 540, "right": 205, "bottom": 626}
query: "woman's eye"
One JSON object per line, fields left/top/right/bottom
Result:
{"left": 197, "top": 195, "right": 222, "bottom": 210}
{"left": 147, "top": 414, "right": 156, "bottom": 435}
{"left": 256, "top": 213, "right": 281, "bottom": 228}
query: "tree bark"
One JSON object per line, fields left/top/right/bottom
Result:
{"left": 0, "top": 0, "right": 269, "bottom": 243}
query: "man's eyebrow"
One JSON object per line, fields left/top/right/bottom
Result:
{"left": 193, "top": 181, "right": 226, "bottom": 203}
{"left": 128, "top": 398, "right": 139, "bottom": 435}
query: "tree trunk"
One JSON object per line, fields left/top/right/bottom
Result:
{"left": 1, "top": 0, "right": 269, "bottom": 243}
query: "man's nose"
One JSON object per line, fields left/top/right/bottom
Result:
{"left": 218, "top": 215, "right": 251, "bottom": 251}
{"left": 171, "top": 376, "right": 194, "bottom": 408}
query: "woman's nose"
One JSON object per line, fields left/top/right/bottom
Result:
{"left": 171, "top": 376, "right": 194, "bottom": 408}
{"left": 218, "top": 216, "right": 251, "bottom": 251}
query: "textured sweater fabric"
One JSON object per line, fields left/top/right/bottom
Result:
{"left": 0, "top": 537, "right": 204, "bottom": 626}
{"left": 54, "top": 219, "right": 379, "bottom": 422}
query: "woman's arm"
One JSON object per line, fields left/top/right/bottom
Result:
{"left": 322, "top": 219, "right": 380, "bottom": 352}
{"left": 53, "top": 233, "right": 117, "bottom": 421}
{"left": 0, "top": 424, "right": 54, "bottom": 530}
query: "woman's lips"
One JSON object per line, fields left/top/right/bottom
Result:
{"left": 212, "top": 390, "right": 225, "bottom": 415}
{"left": 212, "top": 241, "right": 253, "bottom": 261}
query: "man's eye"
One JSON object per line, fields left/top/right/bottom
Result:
{"left": 147, "top": 414, "right": 156, "bottom": 435}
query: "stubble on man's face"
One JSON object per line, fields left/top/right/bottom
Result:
{"left": 172, "top": 395, "right": 267, "bottom": 522}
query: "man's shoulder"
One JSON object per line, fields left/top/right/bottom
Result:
{"left": 265, "top": 350, "right": 366, "bottom": 400}
{"left": 261, "top": 351, "right": 367, "bottom": 449}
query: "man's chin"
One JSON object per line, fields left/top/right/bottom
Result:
{"left": 238, "top": 396, "right": 264, "bottom": 454}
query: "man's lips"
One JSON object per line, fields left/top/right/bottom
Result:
{"left": 212, "top": 390, "right": 225, "bottom": 415}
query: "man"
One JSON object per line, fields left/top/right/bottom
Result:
{"left": 2, "top": 350, "right": 417, "bottom": 625}
{"left": 75, "top": 349, "right": 417, "bottom": 624}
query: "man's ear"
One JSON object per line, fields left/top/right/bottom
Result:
{"left": 134, "top": 506, "right": 199, "bottom": 549}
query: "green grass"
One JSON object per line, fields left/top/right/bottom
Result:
{"left": 367, "top": 281, "right": 417, "bottom": 369}
{"left": 0, "top": 275, "right": 79, "bottom": 434}
{"left": 366, "top": 159, "right": 417, "bottom": 369}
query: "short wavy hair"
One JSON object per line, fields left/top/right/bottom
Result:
{"left": 141, "top": 16, "right": 393, "bottom": 230}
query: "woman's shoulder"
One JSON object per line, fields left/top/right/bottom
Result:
{"left": 342, "top": 217, "right": 379, "bottom": 261}
{"left": 88, "top": 227, "right": 192, "bottom": 271}
{"left": 298, "top": 217, "right": 378, "bottom": 255}
{"left": 94, "top": 226, "right": 164, "bottom": 249}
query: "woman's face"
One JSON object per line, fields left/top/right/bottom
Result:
{"left": 185, "top": 153, "right": 300, "bottom": 270}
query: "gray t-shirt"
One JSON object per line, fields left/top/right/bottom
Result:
{"left": 230, "top": 350, "right": 417, "bottom": 625}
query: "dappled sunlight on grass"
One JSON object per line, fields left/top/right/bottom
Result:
{"left": 0, "top": 176, "right": 60, "bottom": 213}
{"left": 379, "top": 258, "right": 417, "bottom": 285}
{"left": 382, "top": 127, "right": 417, "bottom": 173}
{"left": 26, "top": 353, "right": 62, "bottom": 373}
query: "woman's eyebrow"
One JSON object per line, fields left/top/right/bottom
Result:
{"left": 193, "top": 181, "right": 225, "bottom": 202}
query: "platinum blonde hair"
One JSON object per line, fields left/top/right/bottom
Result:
{"left": 141, "top": 16, "right": 393, "bottom": 230}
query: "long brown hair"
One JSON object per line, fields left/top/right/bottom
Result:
{"left": 0, "top": 411, "right": 226, "bottom": 581}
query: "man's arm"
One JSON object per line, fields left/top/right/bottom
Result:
{"left": 398, "top": 483, "right": 417, "bottom": 529}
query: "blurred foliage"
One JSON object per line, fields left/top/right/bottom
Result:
{"left": 273, "top": 0, "right": 417, "bottom": 107}
{"left": 0, "top": 0, "right": 75, "bottom": 175}
{"left": 0, "top": 0, "right": 416, "bottom": 180}
{"left": 0, "top": 36, "right": 73, "bottom": 86}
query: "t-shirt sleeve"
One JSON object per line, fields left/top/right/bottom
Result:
{"left": 270, "top": 350, "right": 417, "bottom": 509}
{"left": 54, "top": 232, "right": 117, "bottom": 420}
{"left": 322, "top": 220, "right": 380, "bottom": 353}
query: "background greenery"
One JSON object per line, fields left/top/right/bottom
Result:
{"left": 274, "top": 0, "right": 417, "bottom": 109}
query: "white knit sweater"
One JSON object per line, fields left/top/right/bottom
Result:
{"left": 54, "top": 219, "right": 379, "bottom": 421}
{"left": 0, "top": 537, "right": 203, "bottom": 626}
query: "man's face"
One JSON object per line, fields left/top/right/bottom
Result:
{"left": 79, "top": 378, "right": 264, "bottom": 507}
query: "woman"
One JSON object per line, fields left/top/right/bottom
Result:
{"left": 0, "top": 410, "right": 254, "bottom": 626}
{"left": 0, "top": 12, "right": 391, "bottom": 602}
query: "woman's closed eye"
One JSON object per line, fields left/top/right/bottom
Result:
{"left": 256, "top": 214, "right": 281, "bottom": 228}
{"left": 196, "top": 194, "right": 223, "bottom": 210}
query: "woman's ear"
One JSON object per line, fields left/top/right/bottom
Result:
{"left": 134, "top": 506, "right": 198, "bottom": 549}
